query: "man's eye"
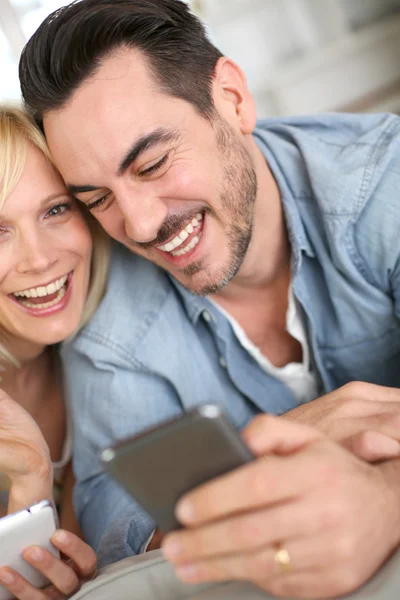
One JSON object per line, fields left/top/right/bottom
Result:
{"left": 139, "top": 153, "right": 169, "bottom": 177}
{"left": 87, "top": 192, "right": 113, "bottom": 211}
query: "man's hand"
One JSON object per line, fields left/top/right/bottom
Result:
{"left": 162, "top": 415, "right": 400, "bottom": 599}
{"left": 287, "top": 382, "right": 400, "bottom": 461}
{"left": 0, "top": 390, "right": 53, "bottom": 513}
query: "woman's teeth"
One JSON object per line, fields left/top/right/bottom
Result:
{"left": 20, "top": 286, "right": 67, "bottom": 309}
{"left": 157, "top": 213, "right": 203, "bottom": 255}
{"left": 12, "top": 274, "right": 68, "bottom": 308}
{"left": 13, "top": 274, "right": 68, "bottom": 299}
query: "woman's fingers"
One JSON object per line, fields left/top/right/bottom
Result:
{"left": 51, "top": 530, "right": 97, "bottom": 579}
{"left": 0, "top": 532, "right": 97, "bottom": 600}
{"left": 21, "top": 531, "right": 97, "bottom": 596}
{"left": 22, "top": 546, "right": 80, "bottom": 597}
{"left": 0, "top": 567, "right": 60, "bottom": 600}
{"left": 51, "top": 530, "right": 97, "bottom": 578}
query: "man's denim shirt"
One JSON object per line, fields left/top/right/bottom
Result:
{"left": 61, "top": 113, "right": 400, "bottom": 566}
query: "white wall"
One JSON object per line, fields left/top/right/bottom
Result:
{"left": 1, "top": 0, "right": 400, "bottom": 115}
{"left": 190, "top": 0, "right": 400, "bottom": 116}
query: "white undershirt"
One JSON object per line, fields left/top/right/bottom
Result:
{"left": 144, "top": 290, "right": 319, "bottom": 552}
{"left": 210, "top": 287, "right": 319, "bottom": 405}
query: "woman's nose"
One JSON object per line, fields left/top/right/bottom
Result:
{"left": 15, "top": 235, "right": 57, "bottom": 275}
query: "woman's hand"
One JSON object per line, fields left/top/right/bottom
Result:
{"left": 0, "top": 529, "right": 97, "bottom": 599}
{"left": 0, "top": 389, "right": 53, "bottom": 513}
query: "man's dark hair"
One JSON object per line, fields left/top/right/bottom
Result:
{"left": 19, "top": 0, "right": 223, "bottom": 128}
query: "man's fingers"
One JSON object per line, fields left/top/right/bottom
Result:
{"left": 242, "top": 414, "right": 323, "bottom": 456}
{"left": 329, "top": 382, "right": 400, "bottom": 404}
{"left": 172, "top": 534, "right": 341, "bottom": 588}
{"left": 343, "top": 431, "right": 400, "bottom": 463}
{"left": 175, "top": 441, "right": 331, "bottom": 526}
{"left": 51, "top": 530, "right": 97, "bottom": 579}
{"left": 164, "top": 499, "right": 324, "bottom": 563}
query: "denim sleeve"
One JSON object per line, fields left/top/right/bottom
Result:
{"left": 61, "top": 338, "right": 183, "bottom": 565}
{"left": 75, "top": 473, "right": 156, "bottom": 568}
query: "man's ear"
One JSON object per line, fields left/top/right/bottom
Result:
{"left": 212, "top": 57, "right": 256, "bottom": 134}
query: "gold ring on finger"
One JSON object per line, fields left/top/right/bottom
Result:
{"left": 274, "top": 543, "right": 292, "bottom": 574}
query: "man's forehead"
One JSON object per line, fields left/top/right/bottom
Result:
{"left": 65, "top": 47, "right": 159, "bottom": 112}
{"left": 42, "top": 48, "right": 196, "bottom": 181}
{"left": 43, "top": 51, "right": 180, "bottom": 150}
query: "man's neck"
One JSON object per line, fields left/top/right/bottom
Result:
{"left": 213, "top": 140, "right": 290, "bottom": 305}
{"left": 209, "top": 141, "right": 302, "bottom": 367}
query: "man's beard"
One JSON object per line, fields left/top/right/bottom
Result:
{"left": 181, "top": 117, "right": 257, "bottom": 296}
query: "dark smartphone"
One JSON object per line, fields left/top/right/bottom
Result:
{"left": 100, "top": 404, "right": 254, "bottom": 532}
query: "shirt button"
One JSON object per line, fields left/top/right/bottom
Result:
{"left": 219, "top": 356, "right": 227, "bottom": 368}
{"left": 202, "top": 310, "right": 212, "bottom": 322}
{"left": 325, "top": 360, "right": 334, "bottom": 370}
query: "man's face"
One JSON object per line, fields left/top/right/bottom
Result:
{"left": 44, "top": 49, "right": 257, "bottom": 295}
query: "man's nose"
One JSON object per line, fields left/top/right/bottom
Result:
{"left": 117, "top": 187, "right": 168, "bottom": 244}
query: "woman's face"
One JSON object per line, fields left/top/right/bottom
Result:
{"left": 0, "top": 143, "right": 92, "bottom": 352}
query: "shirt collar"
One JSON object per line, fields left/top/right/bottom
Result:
{"left": 169, "top": 276, "right": 214, "bottom": 325}
{"left": 252, "top": 122, "right": 315, "bottom": 270}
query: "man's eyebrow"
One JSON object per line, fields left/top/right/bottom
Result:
{"left": 117, "top": 128, "right": 179, "bottom": 176}
{"left": 67, "top": 184, "right": 100, "bottom": 196}
{"left": 66, "top": 129, "right": 179, "bottom": 195}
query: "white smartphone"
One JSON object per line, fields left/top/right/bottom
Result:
{"left": 0, "top": 500, "right": 60, "bottom": 600}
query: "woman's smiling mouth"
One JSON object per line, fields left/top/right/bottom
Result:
{"left": 9, "top": 272, "right": 73, "bottom": 316}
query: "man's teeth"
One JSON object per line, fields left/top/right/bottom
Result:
{"left": 13, "top": 274, "right": 68, "bottom": 299}
{"left": 157, "top": 213, "right": 203, "bottom": 253}
{"left": 171, "top": 234, "right": 201, "bottom": 257}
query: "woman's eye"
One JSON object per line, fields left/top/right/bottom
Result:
{"left": 46, "top": 203, "right": 71, "bottom": 218}
{"left": 139, "top": 153, "right": 169, "bottom": 177}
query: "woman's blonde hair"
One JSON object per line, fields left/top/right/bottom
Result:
{"left": 0, "top": 105, "right": 110, "bottom": 367}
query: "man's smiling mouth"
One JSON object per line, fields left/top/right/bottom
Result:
{"left": 156, "top": 212, "right": 203, "bottom": 257}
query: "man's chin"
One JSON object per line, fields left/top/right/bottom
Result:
{"left": 175, "top": 270, "right": 232, "bottom": 297}
{"left": 143, "top": 247, "right": 235, "bottom": 296}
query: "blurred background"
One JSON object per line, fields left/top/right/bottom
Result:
{"left": 1, "top": 0, "right": 400, "bottom": 116}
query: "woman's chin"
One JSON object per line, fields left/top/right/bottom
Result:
{"left": 30, "top": 320, "right": 81, "bottom": 347}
